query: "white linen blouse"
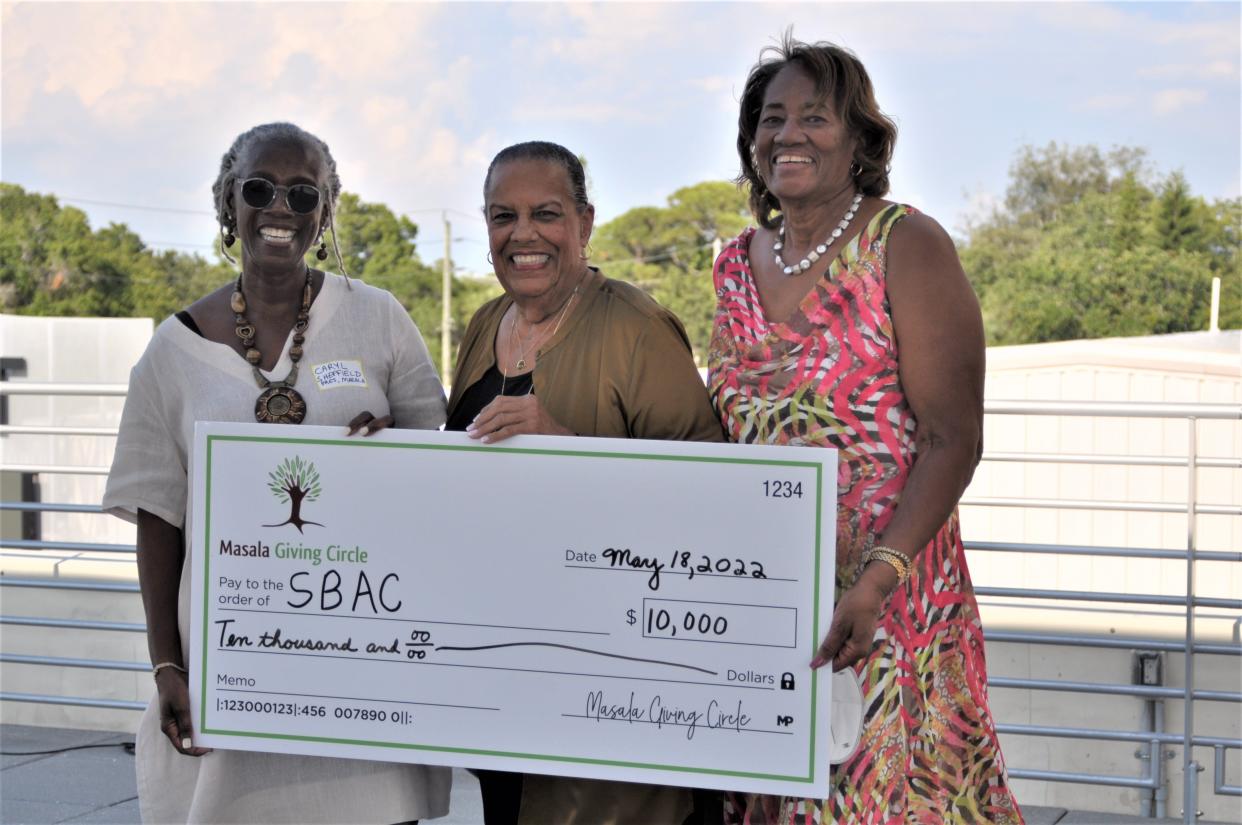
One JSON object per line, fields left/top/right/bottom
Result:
{"left": 104, "top": 273, "right": 451, "bottom": 824}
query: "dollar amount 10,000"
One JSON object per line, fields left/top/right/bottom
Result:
{"left": 644, "top": 607, "right": 728, "bottom": 639}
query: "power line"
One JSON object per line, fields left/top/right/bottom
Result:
{"left": 401, "top": 206, "right": 485, "bottom": 223}
{"left": 50, "top": 195, "right": 486, "bottom": 251}
{"left": 58, "top": 196, "right": 485, "bottom": 224}
{"left": 59, "top": 196, "right": 215, "bottom": 216}
{"left": 599, "top": 239, "right": 715, "bottom": 265}
{"left": 148, "top": 240, "right": 215, "bottom": 250}
{"left": 417, "top": 237, "right": 485, "bottom": 247}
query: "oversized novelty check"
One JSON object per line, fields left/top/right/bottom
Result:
{"left": 188, "top": 423, "right": 838, "bottom": 796}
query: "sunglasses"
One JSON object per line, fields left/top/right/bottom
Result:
{"left": 239, "top": 177, "right": 322, "bottom": 214}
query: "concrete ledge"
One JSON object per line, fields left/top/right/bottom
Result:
{"left": 1060, "top": 813, "right": 1234, "bottom": 824}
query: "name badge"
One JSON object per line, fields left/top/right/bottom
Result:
{"left": 312, "top": 360, "right": 367, "bottom": 390}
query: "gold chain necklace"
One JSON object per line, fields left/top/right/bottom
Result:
{"left": 508, "top": 283, "right": 580, "bottom": 372}
{"left": 232, "top": 269, "right": 312, "bottom": 424}
{"left": 501, "top": 282, "right": 580, "bottom": 395}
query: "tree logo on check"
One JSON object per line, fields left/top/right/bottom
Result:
{"left": 264, "top": 456, "right": 324, "bottom": 533}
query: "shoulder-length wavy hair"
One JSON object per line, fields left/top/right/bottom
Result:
{"left": 736, "top": 34, "right": 897, "bottom": 229}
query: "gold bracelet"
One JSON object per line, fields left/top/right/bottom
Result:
{"left": 152, "top": 661, "right": 187, "bottom": 679}
{"left": 859, "top": 544, "right": 914, "bottom": 587}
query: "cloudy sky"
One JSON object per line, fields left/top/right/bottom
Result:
{"left": 2, "top": 1, "right": 1238, "bottom": 276}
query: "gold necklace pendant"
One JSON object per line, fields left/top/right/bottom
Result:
{"left": 509, "top": 283, "right": 580, "bottom": 374}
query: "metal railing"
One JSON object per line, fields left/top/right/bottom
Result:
{"left": 2, "top": 382, "right": 1240, "bottom": 820}
{"left": 964, "top": 400, "right": 1242, "bottom": 820}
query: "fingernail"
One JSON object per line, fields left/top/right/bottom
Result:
{"left": 465, "top": 425, "right": 476, "bottom": 434}
{"left": 810, "top": 655, "right": 826, "bottom": 670}
{"left": 480, "top": 436, "right": 491, "bottom": 444}
{"left": 181, "top": 737, "right": 192, "bottom": 749}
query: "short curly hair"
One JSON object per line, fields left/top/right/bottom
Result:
{"left": 736, "top": 34, "right": 897, "bottom": 229}
{"left": 211, "top": 122, "right": 345, "bottom": 272}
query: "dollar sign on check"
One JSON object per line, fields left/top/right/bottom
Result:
{"left": 626, "top": 609, "right": 637, "bottom": 626}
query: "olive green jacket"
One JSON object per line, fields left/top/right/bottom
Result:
{"left": 448, "top": 268, "right": 724, "bottom": 444}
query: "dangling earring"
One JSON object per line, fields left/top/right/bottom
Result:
{"left": 221, "top": 222, "right": 235, "bottom": 248}
{"left": 316, "top": 235, "right": 328, "bottom": 261}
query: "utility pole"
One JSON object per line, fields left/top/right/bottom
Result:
{"left": 441, "top": 212, "right": 452, "bottom": 385}
{"left": 1209, "top": 276, "right": 1221, "bottom": 333}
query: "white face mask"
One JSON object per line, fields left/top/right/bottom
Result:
{"left": 827, "top": 669, "right": 864, "bottom": 764}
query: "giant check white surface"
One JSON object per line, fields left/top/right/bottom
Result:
{"left": 189, "top": 423, "right": 837, "bottom": 796}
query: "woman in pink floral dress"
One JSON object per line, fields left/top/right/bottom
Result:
{"left": 707, "top": 36, "right": 1023, "bottom": 824}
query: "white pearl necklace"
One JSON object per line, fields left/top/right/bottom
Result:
{"left": 774, "top": 191, "right": 864, "bottom": 276}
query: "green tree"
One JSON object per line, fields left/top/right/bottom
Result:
{"left": 1002, "top": 142, "right": 1147, "bottom": 226}
{"left": 324, "top": 192, "right": 449, "bottom": 370}
{"left": 1, "top": 182, "right": 236, "bottom": 320}
{"left": 1, "top": 184, "right": 110, "bottom": 314}
{"left": 594, "top": 181, "right": 749, "bottom": 360}
{"left": 959, "top": 144, "right": 1236, "bottom": 344}
{"left": 1201, "top": 197, "right": 1242, "bottom": 330}
{"left": 140, "top": 250, "right": 234, "bottom": 321}
{"left": 265, "top": 456, "right": 322, "bottom": 532}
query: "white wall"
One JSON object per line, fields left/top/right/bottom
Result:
{"left": 1, "top": 313, "right": 152, "bottom": 559}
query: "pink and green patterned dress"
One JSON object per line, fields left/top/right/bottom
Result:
{"left": 707, "top": 204, "right": 1023, "bottom": 824}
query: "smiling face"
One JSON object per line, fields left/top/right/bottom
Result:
{"left": 755, "top": 65, "right": 859, "bottom": 207}
{"left": 230, "top": 135, "right": 328, "bottom": 273}
{"left": 484, "top": 158, "right": 594, "bottom": 307}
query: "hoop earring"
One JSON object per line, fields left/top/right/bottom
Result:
{"left": 581, "top": 243, "right": 593, "bottom": 260}
{"left": 486, "top": 251, "right": 494, "bottom": 265}
{"left": 849, "top": 161, "right": 862, "bottom": 178}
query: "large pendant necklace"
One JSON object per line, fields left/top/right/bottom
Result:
{"left": 774, "top": 191, "right": 864, "bottom": 276}
{"left": 232, "top": 269, "right": 312, "bottom": 425}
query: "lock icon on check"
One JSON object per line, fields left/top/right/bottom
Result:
{"left": 781, "top": 672, "right": 796, "bottom": 690}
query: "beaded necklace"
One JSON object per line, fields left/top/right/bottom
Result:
{"left": 232, "top": 269, "right": 312, "bottom": 424}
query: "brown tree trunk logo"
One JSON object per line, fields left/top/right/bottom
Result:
{"left": 264, "top": 456, "right": 323, "bottom": 532}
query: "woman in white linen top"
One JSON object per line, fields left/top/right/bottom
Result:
{"left": 103, "top": 122, "right": 450, "bottom": 824}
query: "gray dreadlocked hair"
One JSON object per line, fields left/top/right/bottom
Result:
{"left": 212, "top": 122, "right": 349, "bottom": 281}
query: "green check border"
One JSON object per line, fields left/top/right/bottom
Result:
{"left": 200, "top": 434, "right": 827, "bottom": 785}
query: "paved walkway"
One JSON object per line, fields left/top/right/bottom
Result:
{"left": 0, "top": 724, "right": 1231, "bottom": 825}
{"left": 0, "top": 724, "right": 482, "bottom": 825}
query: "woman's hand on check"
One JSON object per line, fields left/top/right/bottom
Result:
{"left": 466, "top": 395, "right": 574, "bottom": 443}
{"left": 346, "top": 410, "right": 394, "bottom": 437}
{"left": 812, "top": 574, "right": 888, "bottom": 672}
{"left": 155, "top": 668, "right": 212, "bottom": 757}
